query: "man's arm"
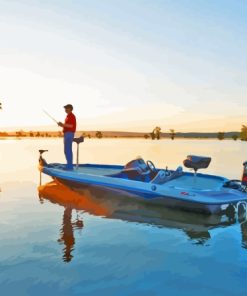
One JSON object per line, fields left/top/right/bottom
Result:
{"left": 58, "top": 122, "right": 73, "bottom": 128}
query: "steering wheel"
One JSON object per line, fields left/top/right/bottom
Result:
{"left": 146, "top": 160, "right": 157, "bottom": 173}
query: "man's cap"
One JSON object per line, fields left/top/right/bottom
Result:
{"left": 64, "top": 104, "right": 73, "bottom": 109}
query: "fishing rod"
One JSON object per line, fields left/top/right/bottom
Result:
{"left": 43, "top": 109, "right": 59, "bottom": 124}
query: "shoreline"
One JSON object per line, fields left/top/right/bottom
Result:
{"left": 0, "top": 136, "right": 245, "bottom": 141}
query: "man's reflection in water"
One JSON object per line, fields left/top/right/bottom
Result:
{"left": 58, "top": 207, "right": 84, "bottom": 262}
{"left": 38, "top": 181, "right": 109, "bottom": 263}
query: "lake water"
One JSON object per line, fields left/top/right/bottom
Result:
{"left": 0, "top": 138, "right": 247, "bottom": 296}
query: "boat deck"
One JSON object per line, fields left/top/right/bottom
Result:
{"left": 166, "top": 174, "right": 224, "bottom": 191}
{"left": 50, "top": 164, "right": 123, "bottom": 176}
{"left": 75, "top": 166, "right": 121, "bottom": 176}
{"left": 51, "top": 164, "right": 225, "bottom": 191}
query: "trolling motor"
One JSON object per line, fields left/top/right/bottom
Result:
{"left": 38, "top": 136, "right": 84, "bottom": 171}
{"left": 39, "top": 149, "right": 48, "bottom": 166}
{"left": 38, "top": 150, "right": 48, "bottom": 186}
{"left": 73, "top": 136, "right": 84, "bottom": 169}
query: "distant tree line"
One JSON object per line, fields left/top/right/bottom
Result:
{"left": 145, "top": 127, "right": 245, "bottom": 141}
{"left": 146, "top": 127, "right": 177, "bottom": 140}
{"left": 148, "top": 127, "right": 177, "bottom": 140}
{"left": 95, "top": 131, "right": 103, "bottom": 139}
{"left": 14, "top": 131, "right": 64, "bottom": 138}
{"left": 241, "top": 125, "right": 247, "bottom": 141}
{"left": 0, "top": 125, "right": 247, "bottom": 141}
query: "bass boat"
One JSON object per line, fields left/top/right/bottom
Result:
{"left": 38, "top": 142, "right": 247, "bottom": 215}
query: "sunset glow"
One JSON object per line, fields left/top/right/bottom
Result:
{"left": 0, "top": 0, "right": 247, "bottom": 132}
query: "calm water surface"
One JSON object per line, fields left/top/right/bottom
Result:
{"left": 0, "top": 139, "right": 247, "bottom": 296}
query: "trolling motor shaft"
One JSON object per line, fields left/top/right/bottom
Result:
{"left": 73, "top": 136, "right": 84, "bottom": 169}
{"left": 38, "top": 150, "right": 48, "bottom": 186}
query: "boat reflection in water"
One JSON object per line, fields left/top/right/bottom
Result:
{"left": 38, "top": 181, "right": 110, "bottom": 262}
{"left": 38, "top": 180, "right": 247, "bottom": 262}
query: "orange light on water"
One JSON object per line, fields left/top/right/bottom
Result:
{"left": 38, "top": 181, "right": 110, "bottom": 216}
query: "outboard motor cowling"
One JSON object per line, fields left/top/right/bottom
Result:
{"left": 242, "top": 161, "right": 247, "bottom": 187}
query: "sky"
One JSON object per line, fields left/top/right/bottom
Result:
{"left": 0, "top": 0, "right": 247, "bottom": 132}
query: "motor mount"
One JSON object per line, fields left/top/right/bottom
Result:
{"left": 223, "top": 179, "right": 242, "bottom": 190}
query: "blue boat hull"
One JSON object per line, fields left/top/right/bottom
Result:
{"left": 56, "top": 178, "right": 225, "bottom": 214}
{"left": 40, "top": 163, "right": 247, "bottom": 215}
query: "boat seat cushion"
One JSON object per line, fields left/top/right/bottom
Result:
{"left": 73, "top": 136, "right": 84, "bottom": 144}
{"left": 183, "top": 155, "right": 211, "bottom": 171}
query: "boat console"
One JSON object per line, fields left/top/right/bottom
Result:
{"left": 183, "top": 155, "right": 211, "bottom": 173}
{"left": 151, "top": 166, "right": 183, "bottom": 185}
{"left": 124, "top": 158, "right": 150, "bottom": 173}
{"left": 121, "top": 158, "right": 155, "bottom": 182}
{"left": 111, "top": 158, "right": 184, "bottom": 184}
{"left": 108, "top": 158, "right": 157, "bottom": 182}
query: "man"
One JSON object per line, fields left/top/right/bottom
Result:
{"left": 58, "top": 104, "right": 76, "bottom": 170}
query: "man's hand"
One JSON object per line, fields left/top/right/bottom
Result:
{"left": 58, "top": 122, "right": 64, "bottom": 127}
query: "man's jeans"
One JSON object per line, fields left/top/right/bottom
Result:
{"left": 64, "top": 132, "right": 74, "bottom": 169}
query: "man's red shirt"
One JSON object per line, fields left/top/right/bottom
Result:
{"left": 63, "top": 112, "right": 76, "bottom": 133}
